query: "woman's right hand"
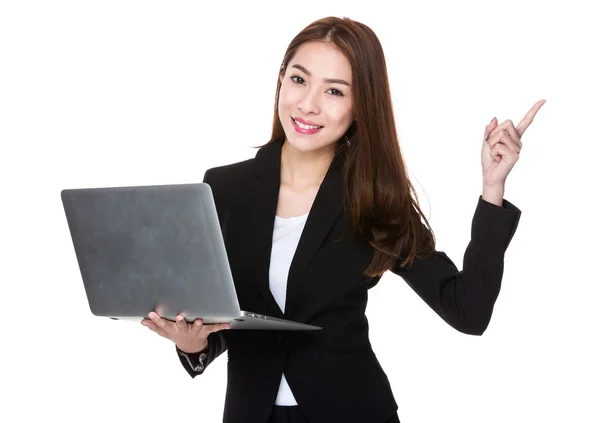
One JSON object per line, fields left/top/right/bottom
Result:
{"left": 141, "top": 312, "right": 231, "bottom": 353}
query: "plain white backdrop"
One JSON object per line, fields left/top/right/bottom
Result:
{"left": 1, "top": 0, "right": 598, "bottom": 422}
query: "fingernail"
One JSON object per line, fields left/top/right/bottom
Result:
{"left": 490, "top": 117, "right": 495, "bottom": 124}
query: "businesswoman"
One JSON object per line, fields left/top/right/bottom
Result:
{"left": 142, "top": 16, "right": 545, "bottom": 423}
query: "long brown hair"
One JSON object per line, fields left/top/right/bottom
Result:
{"left": 257, "top": 16, "right": 436, "bottom": 277}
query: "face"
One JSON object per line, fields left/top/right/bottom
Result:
{"left": 278, "top": 41, "right": 354, "bottom": 155}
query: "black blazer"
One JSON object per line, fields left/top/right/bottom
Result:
{"left": 177, "top": 139, "right": 521, "bottom": 423}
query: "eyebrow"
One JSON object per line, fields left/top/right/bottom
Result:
{"left": 291, "top": 64, "right": 351, "bottom": 86}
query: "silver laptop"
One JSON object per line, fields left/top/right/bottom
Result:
{"left": 61, "top": 183, "right": 321, "bottom": 331}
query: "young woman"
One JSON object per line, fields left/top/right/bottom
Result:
{"left": 142, "top": 16, "right": 545, "bottom": 423}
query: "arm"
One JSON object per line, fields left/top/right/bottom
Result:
{"left": 391, "top": 195, "right": 521, "bottom": 335}
{"left": 175, "top": 168, "right": 230, "bottom": 377}
{"left": 176, "top": 331, "right": 228, "bottom": 378}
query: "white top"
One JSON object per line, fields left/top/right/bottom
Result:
{"left": 269, "top": 211, "right": 309, "bottom": 406}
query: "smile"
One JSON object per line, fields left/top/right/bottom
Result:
{"left": 291, "top": 117, "right": 323, "bottom": 134}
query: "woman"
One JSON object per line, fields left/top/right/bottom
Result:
{"left": 142, "top": 16, "right": 545, "bottom": 423}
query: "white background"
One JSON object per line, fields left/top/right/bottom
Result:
{"left": 1, "top": 0, "right": 598, "bottom": 422}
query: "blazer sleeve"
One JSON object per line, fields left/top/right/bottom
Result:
{"left": 391, "top": 195, "right": 522, "bottom": 335}
{"left": 176, "top": 331, "right": 228, "bottom": 378}
{"left": 175, "top": 167, "right": 229, "bottom": 378}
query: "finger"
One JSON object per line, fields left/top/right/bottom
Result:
{"left": 486, "top": 120, "right": 520, "bottom": 151}
{"left": 192, "top": 318, "right": 204, "bottom": 334}
{"left": 143, "top": 319, "right": 170, "bottom": 338}
{"left": 488, "top": 129, "right": 520, "bottom": 154}
{"left": 149, "top": 312, "right": 169, "bottom": 331}
{"left": 204, "top": 323, "right": 231, "bottom": 334}
{"left": 486, "top": 119, "right": 512, "bottom": 143}
{"left": 175, "top": 314, "right": 187, "bottom": 331}
{"left": 484, "top": 118, "right": 498, "bottom": 142}
{"left": 491, "top": 142, "right": 518, "bottom": 164}
{"left": 516, "top": 99, "right": 546, "bottom": 138}
{"left": 503, "top": 122, "right": 522, "bottom": 150}
{"left": 489, "top": 119, "right": 522, "bottom": 150}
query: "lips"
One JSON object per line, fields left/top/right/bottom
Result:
{"left": 292, "top": 116, "right": 323, "bottom": 128}
{"left": 291, "top": 117, "right": 323, "bottom": 134}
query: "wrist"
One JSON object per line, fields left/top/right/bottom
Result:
{"left": 177, "top": 340, "right": 208, "bottom": 355}
{"left": 482, "top": 185, "right": 504, "bottom": 207}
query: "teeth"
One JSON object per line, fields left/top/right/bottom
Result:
{"left": 294, "top": 118, "right": 321, "bottom": 130}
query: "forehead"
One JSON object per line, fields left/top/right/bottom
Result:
{"left": 289, "top": 41, "right": 352, "bottom": 80}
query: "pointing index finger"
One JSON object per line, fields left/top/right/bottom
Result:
{"left": 516, "top": 99, "right": 546, "bottom": 137}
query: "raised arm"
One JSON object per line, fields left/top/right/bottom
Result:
{"left": 391, "top": 195, "right": 521, "bottom": 335}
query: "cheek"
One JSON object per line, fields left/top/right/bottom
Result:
{"left": 279, "top": 85, "right": 299, "bottom": 106}
{"left": 327, "top": 105, "right": 353, "bottom": 125}
{"left": 278, "top": 90, "right": 293, "bottom": 115}
{"left": 277, "top": 88, "right": 289, "bottom": 115}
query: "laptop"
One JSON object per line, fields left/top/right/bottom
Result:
{"left": 61, "top": 182, "right": 321, "bottom": 331}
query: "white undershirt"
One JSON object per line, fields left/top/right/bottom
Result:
{"left": 269, "top": 211, "right": 309, "bottom": 406}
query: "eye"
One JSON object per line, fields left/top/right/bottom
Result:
{"left": 290, "top": 75, "right": 344, "bottom": 97}
{"left": 327, "top": 88, "right": 344, "bottom": 97}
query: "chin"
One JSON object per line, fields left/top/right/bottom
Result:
{"left": 285, "top": 137, "right": 337, "bottom": 154}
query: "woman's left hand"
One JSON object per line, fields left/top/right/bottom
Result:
{"left": 481, "top": 99, "right": 546, "bottom": 188}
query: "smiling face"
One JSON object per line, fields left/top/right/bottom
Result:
{"left": 278, "top": 41, "right": 354, "bottom": 155}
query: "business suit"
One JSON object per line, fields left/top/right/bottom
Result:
{"left": 177, "top": 138, "right": 522, "bottom": 423}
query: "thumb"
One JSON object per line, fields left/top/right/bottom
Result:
{"left": 484, "top": 117, "right": 497, "bottom": 142}
{"left": 207, "top": 323, "right": 231, "bottom": 334}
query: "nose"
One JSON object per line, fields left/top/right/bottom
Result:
{"left": 297, "top": 87, "right": 321, "bottom": 115}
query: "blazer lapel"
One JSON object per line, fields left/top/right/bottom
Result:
{"left": 284, "top": 151, "right": 344, "bottom": 319}
{"left": 246, "top": 140, "right": 285, "bottom": 319}
{"left": 248, "top": 139, "right": 345, "bottom": 320}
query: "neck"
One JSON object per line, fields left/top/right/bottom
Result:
{"left": 280, "top": 140, "right": 334, "bottom": 189}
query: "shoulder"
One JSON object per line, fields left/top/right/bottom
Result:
{"left": 202, "top": 141, "right": 279, "bottom": 203}
{"left": 203, "top": 157, "right": 255, "bottom": 188}
{"left": 203, "top": 140, "right": 280, "bottom": 186}
{"left": 202, "top": 155, "right": 258, "bottom": 209}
